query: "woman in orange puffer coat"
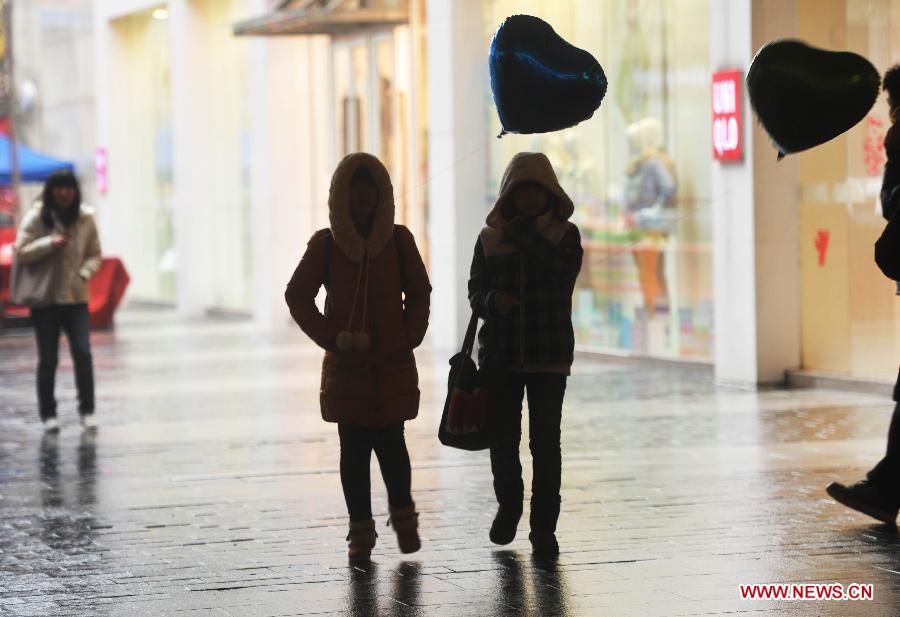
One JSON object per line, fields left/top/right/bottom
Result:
{"left": 285, "top": 152, "right": 431, "bottom": 562}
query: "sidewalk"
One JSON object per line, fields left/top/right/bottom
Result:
{"left": 1, "top": 307, "right": 900, "bottom": 616}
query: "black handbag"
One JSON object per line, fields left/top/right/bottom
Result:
{"left": 438, "top": 310, "right": 492, "bottom": 451}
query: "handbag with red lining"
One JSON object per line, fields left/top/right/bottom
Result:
{"left": 438, "top": 310, "right": 492, "bottom": 450}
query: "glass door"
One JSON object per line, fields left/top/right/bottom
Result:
{"left": 332, "top": 30, "right": 412, "bottom": 227}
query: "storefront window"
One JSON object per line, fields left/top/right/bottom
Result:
{"left": 114, "top": 8, "right": 175, "bottom": 302}
{"left": 483, "top": 0, "right": 712, "bottom": 359}
{"left": 798, "top": 0, "right": 900, "bottom": 380}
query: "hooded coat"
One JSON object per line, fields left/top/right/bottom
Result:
{"left": 468, "top": 152, "right": 583, "bottom": 372}
{"left": 285, "top": 153, "right": 432, "bottom": 427}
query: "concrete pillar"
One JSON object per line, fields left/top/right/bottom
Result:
{"left": 93, "top": 0, "right": 160, "bottom": 285}
{"left": 169, "top": 0, "right": 215, "bottom": 317}
{"left": 92, "top": 2, "right": 116, "bottom": 255}
{"left": 710, "top": 0, "right": 801, "bottom": 387}
{"left": 425, "top": 0, "right": 488, "bottom": 351}
{"left": 246, "top": 19, "right": 330, "bottom": 328}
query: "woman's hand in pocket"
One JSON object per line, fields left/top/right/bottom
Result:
{"left": 72, "top": 274, "right": 88, "bottom": 298}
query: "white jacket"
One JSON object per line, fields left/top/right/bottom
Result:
{"left": 14, "top": 202, "right": 102, "bottom": 305}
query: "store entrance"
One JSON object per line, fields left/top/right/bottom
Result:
{"left": 332, "top": 30, "right": 411, "bottom": 227}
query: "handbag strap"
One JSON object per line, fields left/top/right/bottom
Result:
{"left": 449, "top": 310, "right": 479, "bottom": 393}
{"left": 460, "top": 310, "right": 479, "bottom": 358}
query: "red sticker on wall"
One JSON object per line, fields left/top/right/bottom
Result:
{"left": 864, "top": 115, "right": 886, "bottom": 176}
{"left": 815, "top": 229, "right": 830, "bottom": 267}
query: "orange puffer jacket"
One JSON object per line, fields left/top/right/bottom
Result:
{"left": 285, "top": 153, "right": 432, "bottom": 427}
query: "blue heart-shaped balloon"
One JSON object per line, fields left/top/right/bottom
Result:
{"left": 490, "top": 15, "right": 608, "bottom": 137}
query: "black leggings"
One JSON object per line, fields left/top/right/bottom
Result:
{"left": 338, "top": 423, "right": 413, "bottom": 522}
{"left": 489, "top": 371, "right": 567, "bottom": 535}
{"left": 31, "top": 304, "right": 95, "bottom": 420}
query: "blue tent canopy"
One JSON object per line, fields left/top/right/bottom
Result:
{"left": 0, "top": 135, "right": 75, "bottom": 185}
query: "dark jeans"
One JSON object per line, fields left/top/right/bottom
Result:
{"left": 338, "top": 422, "right": 413, "bottom": 522}
{"left": 31, "top": 304, "right": 94, "bottom": 420}
{"left": 867, "top": 400, "right": 900, "bottom": 500}
{"left": 489, "top": 370, "right": 567, "bottom": 535}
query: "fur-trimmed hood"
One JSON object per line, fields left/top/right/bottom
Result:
{"left": 486, "top": 152, "right": 575, "bottom": 229}
{"left": 480, "top": 152, "right": 576, "bottom": 254}
{"left": 329, "top": 152, "right": 396, "bottom": 263}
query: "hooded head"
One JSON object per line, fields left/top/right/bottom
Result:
{"left": 486, "top": 152, "right": 575, "bottom": 230}
{"left": 329, "top": 152, "right": 396, "bottom": 262}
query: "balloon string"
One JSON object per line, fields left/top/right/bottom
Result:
{"left": 391, "top": 132, "right": 726, "bottom": 274}
{"left": 571, "top": 183, "right": 744, "bottom": 272}
{"left": 398, "top": 142, "right": 488, "bottom": 201}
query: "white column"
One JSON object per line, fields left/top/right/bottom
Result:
{"left": 710, "top": 0, "right": 801, "bottom": 387}
{"left": 247, "top": 30, "right": 325, "bottom": 328}
{"left": 425, "top": 0, "right": 487, "bottom": 351}
{"left": 92, "top": 3, "right": 115, "bottom": 253}
{"left": 92, "top": 0, "right": 154, "bottom": 277}
{"left": 169, "top": 0, "right": 215, "bottom": 317}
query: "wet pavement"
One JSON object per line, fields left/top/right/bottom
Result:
{"left": 2, "top": 307, "right": 900, "bottom": 616}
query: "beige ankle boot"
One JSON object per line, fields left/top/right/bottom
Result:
{"left": 388, "top": 504, "right": 421, "bottom": 554}
{"left": 347, "top": 519, "right": 377, "bottom": 562}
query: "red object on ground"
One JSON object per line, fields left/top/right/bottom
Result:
{"left": 0, "top": 256, "right": 130, "bottom": 329}
{"left": 0, "top": 227, "right": 13, "bottom": 248}
{"left": 86, "top": 257, "right": 130, "bottom": 329}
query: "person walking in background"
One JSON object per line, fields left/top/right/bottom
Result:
{"left": 13, "top": 170, "right": 101, "bottom": 432}
{"left": 285, "top": 152, "right": 431, "bottom": 562}
{"left": 827, "top": 65, "right": 900, "bottom": 524}
{"left": 624, "top": 117, "right": 677, "bottom": 319}
{"left": 468, "top": 152, "right": 583, "bottom": 558}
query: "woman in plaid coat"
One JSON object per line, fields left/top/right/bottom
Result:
{"left": 468, "top": 152, "right": 583, "bottom": 558}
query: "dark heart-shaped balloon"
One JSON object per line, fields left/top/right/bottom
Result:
{"left": 747, "top": 39, "right": 880, "bottom": 158}
{"left": 489, "top": 15, "right": 607, "bottom": 137}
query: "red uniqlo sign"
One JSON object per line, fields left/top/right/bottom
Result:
{"left": 712, "top": 70, "right": 742, "bottom": 162}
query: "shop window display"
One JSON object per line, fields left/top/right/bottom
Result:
{"left": 113, "top": 9, "right": 175, "bottom": 303}
{"left": 483, "top": 0, "right": 712, "bottom": 359}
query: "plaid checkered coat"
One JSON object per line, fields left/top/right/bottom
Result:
{"left": 874, "top": 205, "right": 900, "bottom": 401}
{"left": 468, "top": 153, "right": 583, "bottom": 370}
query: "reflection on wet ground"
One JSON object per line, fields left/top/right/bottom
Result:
{"left": 2, "top": 308, "right": 900, "bottom": 615}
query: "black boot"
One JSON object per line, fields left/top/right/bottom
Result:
{"left": 528, "top": 531, "right": 559, "bottom": 559}
{"left": 827, "top": 480, "right": 899, "bottom": 525}
{"left": 489, "top": 504, "right": 522, "bottom": 545}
